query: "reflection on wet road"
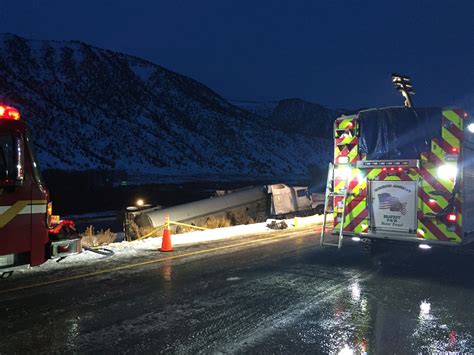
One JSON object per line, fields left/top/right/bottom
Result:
{"left": 0, "top": 232, "right": 473, "bottom": 353}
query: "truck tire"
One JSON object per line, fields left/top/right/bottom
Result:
{"left": 315, "top": 205, "right": 325, "bottom": 215}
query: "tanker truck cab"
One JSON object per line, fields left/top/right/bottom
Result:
{"left": 0, "top": 104, "right": 80, "bottom": 273}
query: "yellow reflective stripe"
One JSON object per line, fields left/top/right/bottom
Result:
{"left": 0, "top": 200, "right": 48, "bottom": 228}
{"left": 31, "top": 200, "right": 48, "bottom": 205}
{"left": 0, "top": 201, "right": 30, "bottom": 228}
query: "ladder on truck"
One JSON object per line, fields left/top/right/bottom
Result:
{"left": 320, "top": 162, "right": 349, "bottom": 249}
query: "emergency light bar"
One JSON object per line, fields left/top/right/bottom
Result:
{"left": 356, "top": 159, "right": 419, "bottom": 168}
{"left": 0, "top": 105, "right": 20, "bottom": 120}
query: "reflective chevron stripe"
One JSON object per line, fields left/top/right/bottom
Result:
{"left": 416, "top": 109, "right": 464, "bottom": 243}
{"left": 0, "top": 200, "right": 48, "bottom": 228}
{"left": 332, "top": 108, "right": 466, "bottom": 243}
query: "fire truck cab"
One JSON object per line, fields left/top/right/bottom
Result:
{"left": 0, "top": 104, "right": 80, "bottom": 273}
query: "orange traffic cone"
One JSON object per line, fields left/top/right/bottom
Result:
{"left": 160, "top": 216, "right": 174, "bottom": 252}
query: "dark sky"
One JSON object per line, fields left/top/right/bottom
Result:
{"left": 0, "top": 0, "right": 472, "bottom": 109}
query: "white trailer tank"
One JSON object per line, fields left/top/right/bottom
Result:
{"left": 135, "top": 186, "right": 267, "bottom": 230}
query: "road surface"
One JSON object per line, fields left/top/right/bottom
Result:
{"left": 1, "top": 228, "right": 473, "bottom": 353}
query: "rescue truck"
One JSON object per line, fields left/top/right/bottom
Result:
{"left": 0, "top": 104, "right": 80, "bottom": 276}
{"left": 320, "top": 75, "right": 473, "bottom": 252}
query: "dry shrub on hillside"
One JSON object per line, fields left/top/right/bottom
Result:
{"left": 226, "top": 210, "right": 254, "bottom": 225}
{"left": 204, "top": 215, "right": 232, "bottom": 229}
{"left": 81, "top": 226, "right": 116, "bottom": 247}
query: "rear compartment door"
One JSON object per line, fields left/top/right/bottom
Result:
{"left": 369, "top": 181, "right": 417, "bottom": 233}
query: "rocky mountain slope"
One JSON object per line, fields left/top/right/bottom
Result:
{"left": 0, "top": 34, "right": 331, "bottom": 183}
{"left": 231, "top": 98, "right": 348, "bottom": 138}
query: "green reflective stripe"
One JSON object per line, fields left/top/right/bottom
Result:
{"left": 338, "top": 120, "right": 352, "bottom": 129}
{"left": 353, "top": 218, "right": 369, "bottom": 233}
{"left": 367, "top": 169, "right": 381, "bottom": 179}
{"left": 427, "top": 165, "right": 455, "bottom": 192}
{"left": 442, "top": 127, "right": 460, "bottom": 148}
{"left": 344, "top": 201, "right": 365, "bottom": 227}
{"left": 338, "top": 136, "right": 355, "bottom": 145}
{"left": 384, "top": 176, "right": 402, "bottom": 181}
{"left": 443, "top": 110, "right": 462, "bottom": 130}
{"left": 417, "top": 220, "right": 438, "bottom": 241}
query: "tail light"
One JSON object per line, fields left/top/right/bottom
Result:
{"left": 47, "top": 202, "right": 53, "bottom": 227}
{"left": 447, "top": 213, "right": 457, "bottom": 222}
{"left": 58, "top": 244, "right": 70, "bottom": 253}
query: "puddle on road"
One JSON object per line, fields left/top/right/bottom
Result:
{"left": 309, "top": 274, "right": 474, "bottom": 354}
{"left": 241, "top": 260, "right": 474, "bottom": 354}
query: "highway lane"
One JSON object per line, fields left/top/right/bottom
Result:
{"left": 1, "top": 228, "right": 473, "bottom": 353}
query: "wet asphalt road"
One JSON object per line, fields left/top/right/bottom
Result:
{"left": 1, "top": 230, "right": 474, "bottom": 354}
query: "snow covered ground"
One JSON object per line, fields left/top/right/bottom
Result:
{"left": 15, "top": 214, "right": 331, "bottom": 275}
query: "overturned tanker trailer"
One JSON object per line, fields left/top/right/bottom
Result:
{"left": 127, "top": 187, "right": 268, "bottom": 239}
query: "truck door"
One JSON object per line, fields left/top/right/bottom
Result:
{"left": 0, "top": 132, "right": 31, "bottom": 267}
{"left": 369, "top": 181, "right": 417, "bottom": 233}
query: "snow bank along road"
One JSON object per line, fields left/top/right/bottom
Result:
{"left": 1, "top": 224, "right": 474, "bottom": 353}
{"left": 6, "top": 214, "right": 328, "bottom": 279}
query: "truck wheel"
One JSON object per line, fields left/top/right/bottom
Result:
{"left": 362, "top": 240, "right": 380, "bottom": 256}
{"left": 1, "top": 271, "right": 13, "bottom": 279}
{"left": 315, "top": 205, "right": 325, "bottom": 215}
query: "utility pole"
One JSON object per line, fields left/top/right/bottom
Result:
{"left": 391, "top": 73, "right": 415, "bottom": 108}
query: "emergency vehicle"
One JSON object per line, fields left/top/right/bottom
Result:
{"left": 320, "top": 75, "right": 473, "bottom": 252}
{"left": 0, "top": 104, "right": 80, "bottom": 275}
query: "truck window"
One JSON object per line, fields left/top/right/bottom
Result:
{"left": 0, "top": 134, "right": 16, "bottom": 180}
{"left": 296, "top": 189, "right": 307, "bottom": 198}
{"left": 25, "top": 132, "right": 42, "bottom": 183}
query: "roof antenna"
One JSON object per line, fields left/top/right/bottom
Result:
{"left": 391, "top": 73, "right": 415, "bottom": 108}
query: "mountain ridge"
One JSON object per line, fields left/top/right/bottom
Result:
{"left": 0, "top": 33, "right": 331, "bottom": 183}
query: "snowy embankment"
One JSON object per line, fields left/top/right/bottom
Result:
{"left": 17, "top": 214, "right": 331, "bottom": 274}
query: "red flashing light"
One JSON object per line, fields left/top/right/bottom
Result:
{"left": 0, "top": 105, "right": 20, "bottom": 120}
{"left": 347, "top": 122, "right": 353, "bottom": 129}
{"left": 464, "top": 112, "right": 468, "bottom": 119}
{"left": 390, "top": 167, "right": 395, "bottom": 171}
{"left": 452, "top": 148, "right": 458, "bottom": 153}
{"left": 447, "top": 213, "right": 457, "bottom": 222}
{"left": 382, "top": 167, "right": 387, "bottom": 171}
{"left": 398, "top": 167, "right": 403, "bottom": 171}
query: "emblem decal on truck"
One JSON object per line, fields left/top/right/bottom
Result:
{"left": 377, "top": 193, "right": 407, "bottom": 215}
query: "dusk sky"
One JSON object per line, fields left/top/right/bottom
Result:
{"left": 0, "top": 0, "right": 472, "bottom": 109}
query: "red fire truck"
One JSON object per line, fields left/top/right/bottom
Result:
{"left": 0, "top": 104, "right": 80, "bottom": 275}
{"left": 321, "top": 75, "right": 473, "bottom": 252}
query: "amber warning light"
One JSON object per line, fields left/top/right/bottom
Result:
{"left": 0, "top": 105, "right": 20, "bottom": 120}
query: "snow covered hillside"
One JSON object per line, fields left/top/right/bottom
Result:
{"left": 0, "top": 34, "right": 331, "bottom": 182}
{"left": 232, "top": 98, "right": 348, "bottom": 138}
